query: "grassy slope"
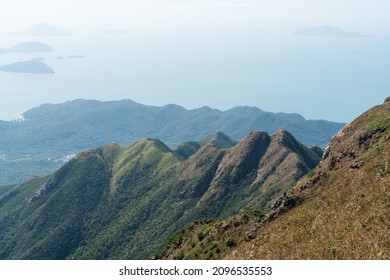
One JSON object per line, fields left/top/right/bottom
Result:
{"left": 198, "top": 132, "right": 237, "bottom": 148}
{"left": 238, "top": 101, "right": 390, "bottom": 260}
{"left": 160, "top": 100, "right": 390, "bottom": 260}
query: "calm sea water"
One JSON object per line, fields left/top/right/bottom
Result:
{"left": 1, "top": 31, "right": 389, "bottom": 122}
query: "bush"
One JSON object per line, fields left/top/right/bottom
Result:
{"left": 225, "top": 237, "right": 236, "bottom": 247}
{"left": 197, "top": 231, "right": 206, "bottom": 241}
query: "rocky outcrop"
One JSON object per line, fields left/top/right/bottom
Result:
{"left": 211, "top": 131, "right": 271, "bottom": 185}
{"left": 244, "top": 192, "right": 302, "bottom": 241}
{"left": 198, "top": 129, "right": 321, "bottom": 208}
{"left": 27, "top": 177, "right": 57, "bottom": 205}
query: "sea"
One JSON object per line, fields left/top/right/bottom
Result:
{"left": 1, "top": 30, "right": 389, "bottom": 123}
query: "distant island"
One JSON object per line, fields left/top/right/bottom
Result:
{"left": 56, "top": 55, "right": 86, "bottom": 60}
{"left": 294, "top": 25, "right": 361, "bottom": 37}
{"left": 68, "top": 55, "right": 86, "bottom": 59}
{"left": 7, "top": 41, "right": 54, "bottom": 53}
{"left": 13, "top": 23, "right": 74, "bottom": 36}
{"left": 0, "top": 42, "right": 54, "bottom": 54}
{"left": 95, "top": 29, "right": 136, "bottom": 34}
{"left": 0, "top": 60, "right": 55, "bottom": 74}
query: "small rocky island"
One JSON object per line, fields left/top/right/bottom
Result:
{"left": 0, "top": 60, "right": 55, "bottom": 74}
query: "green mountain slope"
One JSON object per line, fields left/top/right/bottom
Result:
{"left": 161, "top": 98, "right": 390, "bottom": 260}
{"left": 0, "top": 99, "right": 343, "bottom": 184}
{"left": 175, "top": 132, "right": 235, "bottom": 160}
{"left": 0, "top": 129, "right": 320, "bottom": 259}
{"left": 198, "top": 131, "right": 237, "bottom": 148}
{"left": 0, "top": 184, "right": 15, "bottom": 196}
{"left": 175, "top": 141, "right": 202, "bottom": 160}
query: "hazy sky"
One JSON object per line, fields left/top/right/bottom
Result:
{"left": 1, "top": 0, "right": 390, "bottom": 34}
{"left": 1, "top": 1, "right": 390, "bottom": 123}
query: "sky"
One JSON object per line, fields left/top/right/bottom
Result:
{"left": 0, "top": 0, "right": 390, "bottom": 33}
{"left": 0, "top": 0, "right": 390, "bottom": 123}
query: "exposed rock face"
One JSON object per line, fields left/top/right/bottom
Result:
{"left": 385, "top": 96, "right": 390, "bottom": 103}
{"left": 178, "top": 144, "right": 226, "bottom": 199}
{"left": 212, "top": 131, "right": 271, "bottom": 185}
{"left": 27, "top": 178, "right": 57, "bottom": 205}
{"left": 199, "top": 130, "right": 321, "bottom": 207}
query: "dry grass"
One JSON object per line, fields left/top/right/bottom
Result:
{"left": 163, "top": 101, "right": 390, "bottom": 260}
{"left": 228, "top": 101, "right": 390, "bottom": 260}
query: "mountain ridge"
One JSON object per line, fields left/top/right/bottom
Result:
{"left": 0, "top": 99, "right": 343, "bottom": 185}
{"left": 0, "top": 129, "right": 320, "bottom": 259}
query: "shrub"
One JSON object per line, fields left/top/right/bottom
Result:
{"left": 225, "top": 237, "right": 236, "bottom": 247}
{"left": 197, "top": 231, "right": 205, "bottom": 241}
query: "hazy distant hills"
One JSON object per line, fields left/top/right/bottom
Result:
{"left": 0, "top": 129, "right": 321, "bottom": 259}
{"left": 294, "top": 25, "right": 361, "bottom": 37}
{"left": 161, "top": 98, "right": 390, "bottom": 260}
{"left": 18, "top": 99, "right": 343, "bottom": 148}
{"left": 0, "top": 99, "right": 344, "bottom": 184}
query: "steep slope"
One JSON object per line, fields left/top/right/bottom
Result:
{"left": 161, "top": 98, "right": 390, "bottom": 260}
{"left": 0, "top": 140, "right": 183, "bottom": 259}
{"left": 0, "top": 99, "right": 343, "bottom": 184}
{"left": 175, "top": 141, "right": 202, "bottom": 160}
{"left": 0, "top": 129, "right": 320, "bottom": 259}
{"left": 196, "top": 130, "right": 320, "bottom": 216}
{"left": 0, "top": 184, "right": 15, "bottom": 196}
